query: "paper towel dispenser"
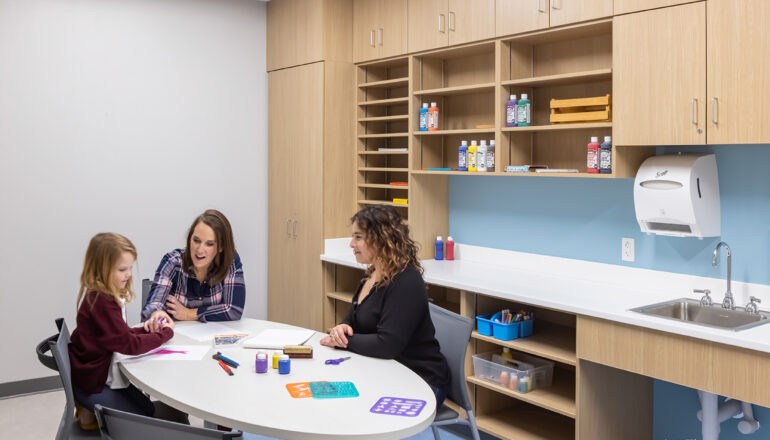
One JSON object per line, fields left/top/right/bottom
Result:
{"left": 634, "top": 154, "right": 720, "bottom": 238}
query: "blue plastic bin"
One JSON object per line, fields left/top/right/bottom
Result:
{"left": 520, "top": 318, "right": 534, "bottom": 338}
{"left": 490, "top": 311, "right": 521, "bottom": 341}
{"left": 475, "top": 313, "right": 494, "bottom": 336}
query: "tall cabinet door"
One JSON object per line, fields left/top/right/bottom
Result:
{"left": 549, "top": 0, "right": 612, "bottom": 27}
{"left": 378, "top": 0, "right": 408, "bottom": 59}
{"left": 613, "top": 2, "right": 706, "bottom": 146}
{"left": 268, "top": 62, "right": 324, "bottom": 329}
{"left": 353, "top": 0, "right": 380, "bottom": 63}
{"left": 495, "top": 0, "right": 549, "bottom": 36}
{"left": 707, "top": 0, "right": 770, "bottom": 144}
{"left": 447, "top": 0, "right": 495, "bottom": 46}
{"left": 408, "top": 0, "right": 448, "bottom": 53}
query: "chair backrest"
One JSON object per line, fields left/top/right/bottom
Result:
{"left": 142, "top": 278, "right": 152, "bottom": 307}
{"left": 94, "top": 405, "right": 242, "bottom": 440}
{"left": 48, "top": 319, "right": 77, "bottom": 440}
{"left": 429, "top": 303, "right": 474, "bottom": 411}
{"left": 36, "top": 318, "right": 65, "bottom": 371}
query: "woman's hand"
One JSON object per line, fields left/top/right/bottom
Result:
{"left": 144, "top": 310, "right": 171, "bottom": 333}
{"left": 321, "top": 324, "right": 354, "bottom": 348}
{"left": 166, "top": 296, "right": 198, "bottom": 321}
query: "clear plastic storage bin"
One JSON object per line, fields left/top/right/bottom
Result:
{"left": 472, "top": 351, "right": 554, "bottom": 394}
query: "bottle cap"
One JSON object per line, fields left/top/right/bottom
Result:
{"left": 490, "top": 140, "right": 495, "bottom": 146}
{"left": 604, "top": 136, "right": 612, "bottom": 142}
{"left": 503, "top": 347, "right": 510, "bottom": 353}
{"left": 461, "top": 140, "right": 467, "bottom": 145}
{"left": 436, "top": 236, "right": 443, "bottom": 241}
{"left": 509, "top": 94, "right": 515, "bottom": 100}
{"left": 280, "top": 354, "right": 289, "bottom": 360}
{"left": 447, "top": 236, "right": 453, "bottom": 242}
{"left": 480, "top": 140, "right": 487, "bottom": 146}
{"left": 430, "top": 102, "right": 437, "bottom": 107}
{"left": 471, "top": 140, "right": 477, "bottom": 145}
{"left": 591, "top": 136, "right": 599, "bottom": 142}
{"left": 521, "top": 93, "right": 528, "bottom": 99}
{"left": 422, "top": 103, "right": 429, "bottom": 108}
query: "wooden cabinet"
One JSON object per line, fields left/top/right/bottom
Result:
{"left": 268, "top": 62, "right": 355, "bottom": 330}
{"left": 353, "top": 0, "right": 407, "bottom": 63}
{"left": 614, "top": 0, "right": 693, "bottom": 15}
{"left": 614, "top": 0, "right": 770, "bottom": 146}
{"left": 613, "top": 2, "right": 706, "bottom": 146}
{"left": 408, "top": 0, "right": 495, "bottom": 53}
{"left": 267, "top": 0, "right": 352, "bottom": 72}
{"left": 496, "top": 0, "right": 612, "bottom": 37}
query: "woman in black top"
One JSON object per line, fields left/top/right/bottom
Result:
{"left": 320, "top": 205, "right": 450, "bottom": 405}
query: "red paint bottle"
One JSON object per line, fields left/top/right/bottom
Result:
{"left": 446, "top": 236, "right": 455, "bottom": 260}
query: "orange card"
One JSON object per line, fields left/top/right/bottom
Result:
{"left": 286, "top": 381, "right": 322, "bottom": 398}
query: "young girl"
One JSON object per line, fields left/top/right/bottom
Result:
{"left": 68, "top": 233, "right": 175, "bottom": 430}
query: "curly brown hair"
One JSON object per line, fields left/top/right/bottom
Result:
{"left": 351, "top": 205, "right": 422, "bottom": 285}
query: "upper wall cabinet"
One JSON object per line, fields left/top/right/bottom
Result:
{"left": 496, "top": 0, "right": 612, "bottom": 36}
{"left": 353, "top": 0, "right": 407, "bottom": 63}
{"left": 267, "top": 0, "right": 352, "bottom": 72}
{"left": 407, "top": 0, "right": 495, "bottom": 53}
{"left": 614, "top": 0, "right": 693, "bottom": 15}
{"left": 614, "top": 0, "right": 770, "bottom": 145}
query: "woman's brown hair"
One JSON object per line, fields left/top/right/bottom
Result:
{"left": 77, "top": 232, "right": 137, "bottom": 308}
{"left": 351, "top": 205, "right": 421, "bottom": 285}
{"left": 182, "top": 209, "right": 236, "bottom": 286}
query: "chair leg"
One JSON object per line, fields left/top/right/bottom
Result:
{"left": 431, "top": 424, "right": 441, "bottom": 439}
{"left": 466, "top": 410, "right": 481, "bottom": 440}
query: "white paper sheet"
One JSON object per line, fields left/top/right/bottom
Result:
{"left": 116, "top": 345, "right": 210, "bottom": 363}
{"left": 243, "top": 329, "right": 315, "bottom": 349}
{"left": 173, "top": 322, "right": 238, "bottom": 341}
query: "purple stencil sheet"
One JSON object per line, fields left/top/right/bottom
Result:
{"left": 369, "top": 397, "right": 426, "bottom": 417}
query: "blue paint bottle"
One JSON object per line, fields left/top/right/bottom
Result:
{"left": 278, "top": 354, "right": 291, "bottom": 374}
{"left": 458, "top": 141, "right": 468, "bottom": 171}
{"left": 435, "top": 236, "right": 444, "bottom": 260}
{"left": 419, "top": 103, "right": 429, "bottom": 131}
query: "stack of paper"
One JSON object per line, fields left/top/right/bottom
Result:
{"left": 243, "top": 329, "right": 315, "bottom": 349}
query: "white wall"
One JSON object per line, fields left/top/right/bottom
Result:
{"left": 0, "top": 0, "right": 268, "bottom": 384}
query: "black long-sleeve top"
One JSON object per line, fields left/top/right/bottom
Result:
{"left": 342, "top": 265, "right": 450, "bottom": 389}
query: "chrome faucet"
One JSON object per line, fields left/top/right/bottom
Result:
{"left": 694, "top": 288, "right": 712, "bottom": 306}
{"left": 712, "top": 241, "right": 733, "bottom": 309}
{"left": 746, "top": 296, "right": 762, "bottom": 315}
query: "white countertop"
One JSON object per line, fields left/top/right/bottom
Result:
{"left": 321, "top": 239, "right": 770, "bottom": 355}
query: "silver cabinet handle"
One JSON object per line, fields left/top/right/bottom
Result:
{"left": 551, "top": 0, "right": 560, "bottom": 9}
{"left": 286, "top": 219, "right": 291, "bottom": 236}
{"left": 538, "top": 0, "right": 545, "bottom": 12}
{"left": 292, "top": 219, "right": 297, "bottom": 238}
{"left": 370, "top": 29, "right": 375, "bottom": 47}
{"left": 711, "top": 97, "right": 718, "bottom": 124}
{"left": 691, "top": 98, "right": 698, "bottom": 125}
{"left": 438, "top": 14, "right": 445, "bottom": 33}
{"left": 377, "top": 28, "right": 383, "bottom": 46}
{"left": 449, "top": 12, "right": 455, "bottom": 31}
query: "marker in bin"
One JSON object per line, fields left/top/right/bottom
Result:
{"left": 495, "top": 309, "right": 532, "bottom": 324}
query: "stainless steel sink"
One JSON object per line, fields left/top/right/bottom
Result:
{"left": 631, "top": 298, "right": 770, "bottom": 331}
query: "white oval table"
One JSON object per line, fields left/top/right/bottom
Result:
{"left": 119, "top": 319, "right": 436, "bottom": 440}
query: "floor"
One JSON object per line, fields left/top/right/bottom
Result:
{"left": 0, "top": 390, "right": 491, "bottom": 440}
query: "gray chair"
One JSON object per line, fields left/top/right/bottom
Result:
{"left": 45, "top": 318, "right": 100, "bottom": 439}
{"left": 140, "top": 278, "right": 152, "bottom": 321}
{"left": 428, "top": 303, "right": 481, "bottom": 440}
{"left": 94, "top": 404, "right": 242, "bottom": 440}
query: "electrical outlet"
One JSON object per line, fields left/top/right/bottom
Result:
{"left": 622, "top": 238, "right": 635, "bottom": 262}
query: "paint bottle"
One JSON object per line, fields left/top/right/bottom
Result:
{"left": 468, "top": 140, "right": 477, "bottom": 172}
{"left": 272, "top": 352, "right": 281, "bottom": 369}
{"left": 502, "top": 347, "right": 513, "bottom": 360}
{"left": 587, "top": 136, "right": 600, "bottom": 174}
{"left": 255, "top": 353, "right": 268, "bottom": 374}
{"left": 486, "top": 140, "right": 495, "bottom": 172}
{"left": 278, "top": 354, "right": 291, "bottom": 374}
{"left": 477, "top": 140, "right": 488, "bottom": 172}
{"left": 429, "top": 102, "right": 439, "bottom": 131}
{"left": 435, "top": 236, "right": 444, "bottom": 260}
{"left": 518, "top": 375, "right": 531, "bottom": 393}
{"left": 419, "top": 103, "right": 429, "bottom": 131}
{"left": 506, "top": 94, "right": 518, "bottom": 127}
{"left": 509, "top": 374, "right": 519, "bottom": 391}
{"left": 516, "top": 94, "right": 531, "bottom": 127}
{"left": 599, "top": 136, "right": 612, "bottom": 174}
{"left": 446, "top": 236, "right": 455, "bottom": 260}
{"left": 458, "top": 141, "right": 468, "bottom": 171}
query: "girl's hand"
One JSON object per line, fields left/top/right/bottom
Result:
{"left": 166, "top": 296, "right": 198, "bottom": 321}
{"left": 144, "top": 310, "right": 171, "bottom": 333}
{"left": 160, "top": 317, "right": 175, "bottom": 331}
{"left": 326, "top": 324, "right": 354, "bottom": 348}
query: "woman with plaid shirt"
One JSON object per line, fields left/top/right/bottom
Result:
{"left": 142, "top": 209, "right": 245, "bottom": 329}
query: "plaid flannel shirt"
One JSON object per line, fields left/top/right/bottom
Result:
{"left": 141, "top": 249, "right": 245, "bottom": 322}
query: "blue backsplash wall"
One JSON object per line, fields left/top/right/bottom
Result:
{"left": 448, "top": 144, "right": 770, "bottom": 439}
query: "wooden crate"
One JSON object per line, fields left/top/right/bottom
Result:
{"left": 550, "top": 94, "right": 611, "bottom": 124}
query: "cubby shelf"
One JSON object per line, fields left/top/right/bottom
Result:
{"left": 358, "top": 167, "right": 409, "bottom": 172}
{"left": 357, "top": 115, "right": 409, "bottom": 122}
{"left": 357, "top": 200, "right": 408, "bottom": 207}
{"left": 467, "top": 373, "right": 576, "bottom": 418}
{"left": 357, "top": 77, "right": 409, "bottom": 89}
{"left": 475, "top": 407, "right": 575, "bottom": 440}
{"left": 326, "top": 291, "right": 354, "bottom": 303}
{"left": 471, "top": 326, "right": 577, "bottom": 366}
{"left": 412, "top": 128, "right": 495, "bottom": 136}
{"left": 411, "top": 170, "right": 616, "bottom": 178}
{"left": 501, "top": 122, "right": 612, "bottom": 132}
{"left": 358, "top": 132, "right": 409, "bottom": 139}
{"left": 358, "top": 183, "right": 409, "bottom": 189}
{"left": 414, "top": 82, "right": 496, "bottom": 96}
{"left": 502, "top": 68, "right": 612, "bottom": 87}
{"left": 357, "top": 151, "right": 408, "bottom": 155}
{"left": 357, "top": 97, "right": 409, "bottom": 106}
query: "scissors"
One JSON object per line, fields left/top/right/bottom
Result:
{"left": 325, "top": 357, "right": 351, "bottom": 365}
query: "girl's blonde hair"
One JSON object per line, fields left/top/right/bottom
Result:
{"left": 351, "top": 205, "right": 422, "bottom": 286}
{"left": 77, "top": 232, "right": 137, "bottom": 308}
